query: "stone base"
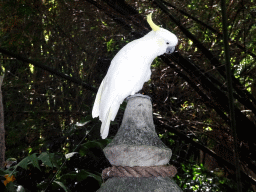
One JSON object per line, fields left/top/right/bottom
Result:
{"left": 97, "top": 177, "right": 183, "bottom": 192}
{"left": 104, "top": 144, "right": 172, "bottom": 166}
{"left": 98, "top": 96, "right": 182, "bottom": 191}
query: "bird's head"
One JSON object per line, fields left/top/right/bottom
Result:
{"left": 147, "top": 13, "right": 178, "bottom": 55}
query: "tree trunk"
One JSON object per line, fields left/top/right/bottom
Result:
{"left": 0, "top": 75, "right": 5, "bottom": 168}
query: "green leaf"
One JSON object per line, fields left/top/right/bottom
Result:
{"left": 60, "top": 170, "right": 102, "bottom": 185}
{"left": 14, "top": 156, "right": 30, "bottom": 170}
{"left": 80, "top": 170, "right": 102, "bottom": 185}
{"left": 79, "top": 139, "right": 111, "bottom": 156}
{"left": 38, "top": 152, "right": 54, "bottom": 168}
{"left": 28, "top": 153, "right": 41, "bottom": 171}
{"left": 6, "top": 180, "right": 16, "bottom": 192}
{"left": 60, "top": 173, "right": 77, "bottom": 181}
{"left": 53, "top": 181, "right": 70, "bottom": 192}
{"left": 77, "top": 170, "right": 101, "bottom": 183}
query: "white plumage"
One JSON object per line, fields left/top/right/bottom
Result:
{"left": 92, "top": 13, "right": 178, "bottom": 139}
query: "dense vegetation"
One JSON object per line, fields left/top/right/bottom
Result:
{"left": 0, "top": 0, "right": 256, "bottom": 191}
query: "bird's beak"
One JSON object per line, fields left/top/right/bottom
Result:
{"left": 166, "top": 46, "right": 175, "bottom": 54}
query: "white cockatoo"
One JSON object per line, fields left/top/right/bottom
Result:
{"left": 92, "top": 13, "right": 178, "bottom": 139}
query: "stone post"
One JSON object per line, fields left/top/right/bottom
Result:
{"left": 97, "top": 95, "right": 182, "bottom": 192}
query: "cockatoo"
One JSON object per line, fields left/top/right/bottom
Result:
{"left": 92, "top": 13, "right": 178, "bottom": 139}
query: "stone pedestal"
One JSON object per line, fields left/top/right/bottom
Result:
{"left": 97, "top": 95, "right": 182, "bottom": 192}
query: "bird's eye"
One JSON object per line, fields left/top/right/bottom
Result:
{"left": 166, "top": 42, "right": 169, "bottom": 45}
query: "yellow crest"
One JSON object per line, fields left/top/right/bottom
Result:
{"left": 147, "top": 13, "right": 160, "bottom": 31}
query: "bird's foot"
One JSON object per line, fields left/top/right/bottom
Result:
{"left": 125, "top": 93, "right": 151, "bottom": 101}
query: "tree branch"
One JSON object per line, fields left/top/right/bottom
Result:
{"left": 0, "top": 47, "right": 97, "bottom": 93}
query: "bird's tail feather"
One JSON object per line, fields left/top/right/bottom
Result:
{"left": 101, "top": 108, "right": 112, "bottom": 139}
{"left": 100, "top": 101, "right": 120, "bottom": 139}
{"left": 92, "top": 79, "right": 105, "bottom": 118}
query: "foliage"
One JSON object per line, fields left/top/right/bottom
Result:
{"left": 175, "top": 163, "right": 231, "bottom": 191}
{"left": 174, "top": 162, "right": 255, "bottom": 192}
{"left": 0, "top": 138, "right": 110, "bottom": 191}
